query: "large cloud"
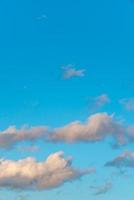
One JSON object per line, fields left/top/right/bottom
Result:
{"left": 0, "top": 126, "right": 48, "bottom": 149}
{"left": 105, "top": 151, "right": 134, "bottom": 168}
{"left": 0, "top": 151, "right": 94, "bottom": 190}
{"left": 49, "top": 113, "right": 126, "bottom": 144}
{"left": 0, "top": 113, "right": 130, "bottom": 149}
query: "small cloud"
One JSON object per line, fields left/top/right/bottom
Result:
{"left": 119, "top": 98, "right": 134, "bottom": 111}
{"left": 89, "top": 94, "right": 110, "bottom": 112}
{"left": 91, "top": 182, "right": 112, "bottom": 195}
{"left": 62, "top": 65, "right": 85, "bottom": 79}
{"left": 105, "top": 151, "right": 134, "bottom": 169}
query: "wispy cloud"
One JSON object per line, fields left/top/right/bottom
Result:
{"left": 62, "top": 65, "right": 85, "bottom": 79}
{"left": 105, "top": 151, "right": 134, "bottom": 168}
{"left": 119, "top": 98, "right": 134, "bottom": 111}
{"left": 0, "top": 151, "right": 94, "bottom": 190}
{"left": 89, "top": 94, "right": 110, "bottom": 111}
{"left": 91, "top": 182, "right": 112, "bottom": 195}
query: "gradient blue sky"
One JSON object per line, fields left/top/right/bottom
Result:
{"left": 0, "top": 0, "right": 134, "bottom": 199}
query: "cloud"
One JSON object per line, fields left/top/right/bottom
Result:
{"left": 91, "top": 182, "right": 112, "bottom": 195}
{"left": 0, "top": 126, "right": 48, "bottom": 149}
{"left": 105, "top": 151, "right": 134, "bottom": 168}
{"left": 89, "top": 94, "right": 110, "bottom": 111}
{"left": 119, "top": 98, "right": 134, "bottom": 111}
{"left": 49, "top": 113, "right": 126, "bottom": 144}
{"left": 0, "top": 112, "right": 132, "bottom": 149}
{"left": 62, "top": 65, "right": 85, "bottom": 79}
{"left": 0, "top": 151, "right": 94, "bottom": 190}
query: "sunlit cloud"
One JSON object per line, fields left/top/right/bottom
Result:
{"left": 0, "top": 126, "right": 48, "bottom": 149}
{"left": 1, "top": 112, "right": 134, "bottom": 149}
{"left": 49, "top": 113, "right": 126, "bottom": 145}
{"left": 18, "top": 145, "right": 40, "bottom": 153}
{"left": 0, "top": 151, "right": 95, "bottom": 190}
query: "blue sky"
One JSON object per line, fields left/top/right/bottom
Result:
{"left": 0, "top": 0, "right": 134, "bottom": 199}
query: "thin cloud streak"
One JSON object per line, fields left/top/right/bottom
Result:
{"left": 91, "top": 182, "right": 112, "bottom": 195}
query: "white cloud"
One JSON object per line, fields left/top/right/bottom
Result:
{"left": 0, "top": 151, "right": 94, "bottom": 190}
{"left": 49, "top": 113, "right": 126, "bottom": 144}
{"left": 62, "top": 65, "right": 85, "bottom": 79}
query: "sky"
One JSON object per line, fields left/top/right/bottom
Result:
{"left": 0, "top": 0, "right": 134, "bottom": 199}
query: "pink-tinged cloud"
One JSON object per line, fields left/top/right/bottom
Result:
{"left": 62, "top": 65, "right": 85, "bottom": 79}
{"left": 49, "top": 113, "right": 126, "bottom": 144}
{"left": 0, "top": 126, "right": 48, "bottom": 149}
{"left": 0, "top": 151, "right": 95, "bottom": 190}
{"left": 0, "top": 113, "right": 132, "bottom": 149}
